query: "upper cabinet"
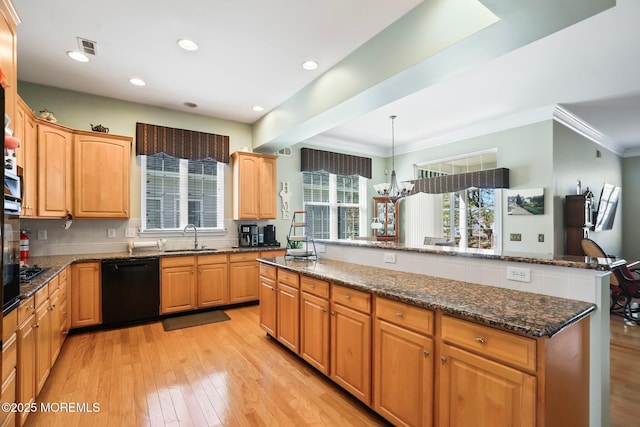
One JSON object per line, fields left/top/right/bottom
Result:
{"left": 231, "top": 151, "right": 277, "bottom": 220}
{"left": 28, "top": 112, "right": 132, "bottom": 219}
{"left": 74, "top": 132, "right": 130, "bottom": 218}
{"left": 37, "top": 121, "right": 73, "bottom": 217}
{"left": 0, "top": 0, "right": 19, "bottom": 128}
{"left": 15, "top": 98, "right": 38, "bottom": 217}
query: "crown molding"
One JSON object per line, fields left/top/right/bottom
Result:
{"left": 552, "top": 105, "right": 625, "bottom": 156}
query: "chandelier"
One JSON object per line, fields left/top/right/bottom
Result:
{"left": 373, "top": 115, "right": 414, "bottom": 203}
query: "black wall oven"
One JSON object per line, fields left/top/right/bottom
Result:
{"left": 3, "top": 171, "right": 21, "bottom": 314}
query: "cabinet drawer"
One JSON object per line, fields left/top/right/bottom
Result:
{"left": 161, "top": 255, "right": 196, "bottom": 268}
{"left": 197, "top": 254, "right": 227, "bottom": 265}
{"left": 260, "top": 263, "right": 277, "bottom": 280}
{"left": 278, "top": 269, "right": 299, "bottom": 288}
{"left": 375, "top": 297, "right": 434, "bottom": 336}
{"left": 17, "top": 296, "right": 35, "bottom": 326}
{"left": 301, "top": 276, "right": 329, "bottom": 298}
{"left": 2, "top": 332, "right": 16, "bottom": 383}
{"left": 2, "top": 307, "right": 17, "bottom": 342}
{"left": 229, "top": 252, "right": 259, "bottom": 263}
{"left": 331, "top": 284, "right": 371, "bottom": 313}
{"left": 59, "top": 267, "right": 68, "bottom": 283}
{"left": 34, "top": 284, "right": 49, "bottom": 308}
{"left": 48, "top": 273, "right": 60, "bottom": 292}
{"left": 441, "top": 315, "right": 536, "bottom": 372}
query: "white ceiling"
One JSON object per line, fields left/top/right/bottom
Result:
{"left": 13, "top": 0, "right": 640, "bottom": 158}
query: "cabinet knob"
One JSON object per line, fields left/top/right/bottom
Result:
{"left": 440, "top": 356, "right": 446, "bottom": 364}
{"left": 423, "top": 350, "right": 430, "bottom": 357}
{"left": 344, "top": 295, "right": 351, "bottom": 300}
{"left": 322, "top": 308, "right": 327, "bottom": 313}
{"left": 395, "top": 312, "right": 404, "bottom": 317}
{"left": 475, "top": 337, "right": 486, "bottom": 344}
{"left": 310, "top": 284, "right": 315, "bottom": 288}
{"left": 34, "top": 323, "right": 40, "bottom": 328}
{"left": 330, "top": 311, "right": 335, "bottom": 316}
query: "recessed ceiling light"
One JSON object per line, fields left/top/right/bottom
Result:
{"left": 183, "top": 102, "right": 198, "bottom": 108}
{"left": 252, "top": 105, "right": 264, "bottom": 112}
{"left": 178, "top": 39, "right": 199, "bottom": 51}
{"left": 129, "top": 78, "right": 146, "bottom": 86}
{"left": 302, "top": 60, "right": 318, "bottom": 71}
{"left": 66, "top": 51, "right": 89, "bottom": 63}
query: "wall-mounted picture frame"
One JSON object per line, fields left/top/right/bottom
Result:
{"left": 507, "top": 188, "right": 544, "bottom": 215}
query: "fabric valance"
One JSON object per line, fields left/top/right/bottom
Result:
{"left": 136, "top": 122, "right": 230, "bottom": 163}
{"left": 300, "top": 148, "right": 372, "bottom": 179}
{"left": 408, "top": 168, "right": 510, "bottom": 194}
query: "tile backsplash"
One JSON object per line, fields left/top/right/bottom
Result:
{"left": 21, "top": 218, "right": 290, "bottom": 256}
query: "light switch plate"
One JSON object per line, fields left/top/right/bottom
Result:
{"left": 384, "top": 253, "right": 396, "bottom": 263}
{"left": 37, "top": 230, "right": 47, "bottom": 241}
{"left": 125, "top": 228, "right": 136, "bottom": 238}
{"left": 107, "top": 228, "right": 116, "bottom": 238}
{"left": 510, "top": 233, "right": 522, "bottom": 242}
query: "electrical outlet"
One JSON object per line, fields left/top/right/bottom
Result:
{"left": 507, "top": 266, "right": 531, "bottom": 283}
{"left": 37, "top": 230, "right": 47, "bottom": 241}
{"left": 384, "top": 253, "right": 396, "bottom": 264}
{"left": 107, "top": 228, "right": 116, "bottom": 238}
{"left": 125, "top": 228, "right": 136, "bottom": 238}
{"left": 510, "top": 233, "right": 522, "bottom": 242}
{"left": 538, "top": 234, "right": 545, "bottom": 242}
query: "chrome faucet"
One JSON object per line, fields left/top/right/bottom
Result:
{"left": 183, "top": 224, "right": 199, "bottom": 249}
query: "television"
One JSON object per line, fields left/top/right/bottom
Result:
{"left": 594, "top": 183, "right": 620, "bottom": 231}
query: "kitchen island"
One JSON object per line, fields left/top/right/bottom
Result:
{"left": 260, "top": 241, "right": 614, "bottom": 427}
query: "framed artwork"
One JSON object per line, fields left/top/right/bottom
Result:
{"left": 507, "top": 188, "right": 544, "bottom": 215}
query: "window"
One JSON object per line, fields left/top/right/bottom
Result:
{"left": 140, "top": 153, "right": 224, "bottom": 232}
{"left": 302, "top": 171, "right": 367, "bottom": 240}
{"left": 414, "top": 150, "right": 501, "bottom": 251}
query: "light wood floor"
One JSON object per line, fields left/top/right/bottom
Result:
{"left": 25, "top": 305, "right": 389, "bottom": 427}
{"left": 24, "top": 305, "right": 640, "bottom": 427}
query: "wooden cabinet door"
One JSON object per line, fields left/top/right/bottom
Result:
{"left": 438, "top": 344, "right": 536, "bottom": 427}
{"left": 228, "top": 261, "right": 259, "bottom": 304}
{"left": 70, "top": 262, "right": 102, "bottom": 328}
{"left": 21, "top": 109, "right": 38, "bottom": 217}
{"left": 48, "top": 288, "right": 62, "bottom": 366}
{"left": 300, "top": 291, "right": 330, "bottom": 375}
{"left": 259, "top": 156, "right": 277, "bottom": 219}
{"left": 232, "top": 153, "right": 260, "bottom": 219}
{"left": 73, "top": 133, "right": 131, "bottom": 218}
{"left": 197, "top": 261, "right": 228, "bottom": 308}
{"left": 160, "top": 265, "right": 197, "bottom": 314}
{"left": 276, "top": 282, "right": 299, "bottom": 354}
{"left": 16, "top": 314, "right": 36, "bottom": 427}
{"left": 37, "top": 122, "right": 73, "bottom": 217}
{"left": 34, "top": 302, "right": 51, "bottom": 395}
{"left": 330, "top": 302, "right": 371, "bottom": 405}
{"left": 374, "top": 319, "right": 434, "bottom": 427}
{"left": 259, "top": 275, "right": 277, "bottom": 336}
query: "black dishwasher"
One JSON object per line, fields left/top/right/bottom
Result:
{"left": 101, "top": 257, "right": 160, "bottom": 326}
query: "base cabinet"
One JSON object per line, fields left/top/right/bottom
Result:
{"left": 259, "top": 264, "right": 277, "bottom": 336}
{"left": 161, "top": 256, "right": 197, "bottom": 314}
{"left": 229, "top": 252, "right": 260, "bottom": 304}
{"left": 197, "top": 254, "right": 229, "bottom": 308}
{"left": 276, "top": 269, "right": 300, "bottom": 353}
{"left": 257, "top": 261, "right": 591, "bottom": 427}
{"left": 16, "top": 311, "right": 35, "bottom": 427}
{"left": 330, "top": 285, "right": 371, "bottom": 405}
{"left": 374, "top": 298, "right": 434, "bottom": 427}
{"left": 70, "top": 262, "right": 102, "bottom": 328}
{"left": 299, "top": 276, "right": 330, "bottom": 375}
{"left": 438, "top": 343, "right": 536, "bottom": 427}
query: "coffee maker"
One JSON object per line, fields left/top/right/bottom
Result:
{"left": 238, "top": 224, "right": 258, "bottom": 247}
{"left": 262, "top": 225, "right": 279, "bottom": 246}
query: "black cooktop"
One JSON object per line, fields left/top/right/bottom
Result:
{"left": 20, "top": 265, "right": 49, "bottom": 283}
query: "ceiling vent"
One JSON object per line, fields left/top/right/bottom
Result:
{"left": 77, "top": 37, "right": 98, "bottom": 56}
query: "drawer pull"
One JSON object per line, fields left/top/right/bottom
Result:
{"left": 310, "top": 284, "right": 315, "bottom": 288}
{"left": 475, "top": 337, "right": 486, "bottom": 344}
{"left": 344, "top": 295, "right": 351, "bottom": 300}
{"left": 395, "top": 312, "right": 404, "bottom": 317}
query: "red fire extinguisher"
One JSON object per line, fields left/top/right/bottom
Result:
{"left": 20, "top": 230, "right": 29, "bottom": 264}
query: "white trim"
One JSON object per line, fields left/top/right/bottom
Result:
{"left": 553, "top": 105, "right": 625, "bottom": 156}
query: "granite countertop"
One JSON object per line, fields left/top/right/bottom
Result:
{"left": 258, "top": 256, "right": 596, "bottom": 339}
{"left": 19, "top": 246, "right": 284, "bottom": 299}
{"left": 318, "top": 239, "right": 622, "bottom": 271}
